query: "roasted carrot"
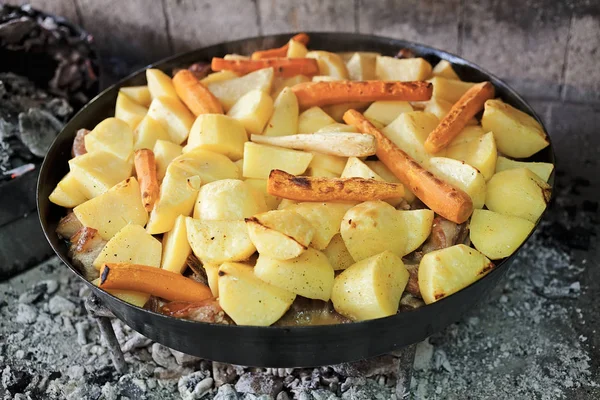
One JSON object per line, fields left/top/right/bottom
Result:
{"left": 343, "top": 109, "right": 473, "bottom": 224}
{"left": 291, "top": 81, "right": 433, "bottom": 108}
{"left": 172, "top": 69, "right": 224, "bottom": 116}
{"left": 99, "top": 263, "right": 213, "bottom": 303}
{"left": 267, "top": 169, "right": 405, "bottom": 202}
{"left": 211, "top": 57, "right": 318, "bottom": 77}
{"left": 251, "top": 33, "right": 310, "bottom": 60}
{"left": 134, "top": 149, "right": 159, "bottom": 212}
{"left": 424, "top": 81, "right": 495, "bottom": 153}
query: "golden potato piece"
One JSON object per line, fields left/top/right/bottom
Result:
{"left": 68, "top": 151, "right": 133, "bottom": 199}
{"left": 120, "top": 86, "right": 151, "bottom": 107}
{"left": 84, "top": 117, "right": 134, "bottom": 161}
{"left": 161, "top": 215, "right": 192, "bottom": 274}
{"left": 186, "top": 218, "right": 256, "bottom": 264}
{"left": 134, "top": 116, "right": 170, "bottom": 151}
{"left": 146, "top": 68, "right": 178, "bottom": 99}
{"left": 263, "top": 87, "right": 299, "bottom": 137}
{"left": 363, "top": 101, "right": 413, "bottom": 127}
{"left": 153, "top": 140, "right": 182, "bottom": 181}
{"left": 322, "top": 233, "right": 355, "bottom": 271}
{"left": 49, "top": 172, "right": 87, "bottom": 208}
{"left": 185, "top": 114, "right": 247, "bottom": 160}
{"left": 286, "top": 202, "right": 355, "bottom": 250}
{"left": 397, "top": 209, "right": 434, "bottom": 255}
{"left": 428, "top": 157, "right": 486, "bottom": 209}
{"left": 298, "top": 106, "right": 336, "bottom": 134}
{"left": 93, "top": 224, "right": 162, "bottom": 270}
{"left": 446, "top": 131, "right": 497, "bottom": 180}
{"left": 115, "top": 92, "right": 148, "bottom": 130}
{"left": 242, "top": 142, "right": 313, "bottom": 179}
{"left": 382, "top": 111, "right": 442, "bottom": 166}
{"left": 375, "top": 56, "right": 432, "bottom": 81}
{"left": 306, "top": 51, "right": 349, "bottom": 79}
{"left": 470, "top": 209, "right": 535, "bottom": 260}
{"left": 207, "top": 67, "right": 274, "bottom": 111}
{"left": 147, "top": 96, "right": 195, "bottom": 144}
{"left": 227, "top": 89, "right": 274, "bottom": 135}
{"left": 495, "top": 156, "right": 553, "bottom": 182}
{"left": 194, "top": 179, "right": 268, "bottom": 221}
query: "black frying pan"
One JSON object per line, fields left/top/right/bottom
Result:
{"left": 37, "top": 32, "right": 555, "bottom": 368}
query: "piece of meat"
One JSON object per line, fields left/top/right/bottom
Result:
{"left": 404, "top": 264, "right": 420, "bottom": 298}
{"left": 71, "top": 128, "right": 90, "bottom": 157}
{"left": 56, "top": 211, "right": 83, "bottom": 239}
{"left": 399, "top": 293, "right": 425, "bottom": 311}
{"left": 394, "top": 48, "right": 416, "bottom": 59}
{"left": 68, "top": 226, "right": 106, "bottom": 280}
{"left": 161, "top": 298, "right": 230, "bottom": 324}
{"left": 275, "top": 297, "right": 350, "bottom": 326}
{"left": 421, "top": 216, "right": 461, "bottom": 254}
{"left": 172, "top": 62, "right": 211, "bottom": 81}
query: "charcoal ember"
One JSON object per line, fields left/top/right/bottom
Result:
{"left": 213, "top": 362, "right": 243, "bottom": 387}
{"left": 150, "top": 343, "right": 178, "bottom": 369}
{"left": 178, "top": 370, "right": 213, "bottom": 400}
{"left": 213, "top": 383, "right": 240, "bottom": 400}
{"left": 170, "top": 349, "right": 202, "bottom": 367}
{"left": 235, "top": 372, "right": 284, "bottom": 397}
{"left": 18, "top": 107, "right": 63, "bottom": 157}
{"left": 331, "top": 355, "right": 398, "bottom": 378}
{"left": 1, "top": 366, "right": 31, "bottom": 394}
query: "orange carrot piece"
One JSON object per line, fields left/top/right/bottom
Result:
{"left": 99, "top": 263, "right": 213, "bottom": 303}
{"left": 291, "top": 81, "right": 433, "bottom": 108}
{"left": 267, "top": 169, "right": 405, "bottom": 202}
{"left": 134, "top": 149, "right": 159, "bottom": 212}
{"left": 172, "top": 69, "right": 224, "bottom": 116}
{"left": 211, "top": 57, "right": 319, "bottom": 77}
{"left": 343, "top": 109, "right": 473, "bottom": 224}
{"left": 424, "top": 81, "right": 495, "bottom": 153}
{"left": 251, "top": 33, "right": 310, "bottom": 60}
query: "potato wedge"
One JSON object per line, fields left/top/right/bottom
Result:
{"left": 133, "top": 116, "right": 170, "bottom": 151}
{"left": 147, "top": 96, "right": 195, "bottom": 144}
{"left": 218, "top": 262, "right": 295, "bottom": 326}
{"left": 200, "top": 70, "right": 240, "bottom": 85}
{"left": 331, "top": 251, "right": 409, "bottom": 321}
{"left": 495, "top": 156, "right": 554, "bottom": 182}
{"left": 186, "top": 218, "right": 256, "bottom": 264}
{"left": 246, "top": 209, "right": 314, "bottom": 260}
{"left": 428, "top": 76, "right": 475, "bottom": 103}
{"left": 85, "top": 117, "right": 134, "bottom": 161}
{"left": 49, "top": 172, "right": 87, "bottom": 208}
{"left": 428, "top": 157, "right": 486, "bottom": 209}
{"left": 346, "top": 52, "right": 376, "bottom": 81}
{"left": 481, "top": 99, "right": 549, "bottom": 158}
{"left": 340, "top": 201, "right": 405, "bottom": 262}
{"left": 120, "top": 86, "right": 151, "bottom": 107}
{"left": 203, "top": 263, "right": 220, "bottom": 297}
{"left": 74, "top": 177, "right": 147, "bottom": 241}
{"left": 153, "top": 140, "right": 182, "bottom": 181}
{"left": 447, "top": 125, "right": 485, "bottom": 147}
{"left": 227, "top": 89, "right": 274, "bottom": 135}
{"left": 286, "top": 202, "right": 355, "bottom": 250}
{"left": 207, "top": 67, "right": 274, "bottom": 111}
{"left": 322, "top": 233, "right": 355, "bottom": 271}
{"left": 375, "top": 56, "right": 432, "bottom": 81}
{"left": 298, "top": 106, "right": 336, "bottom": 133}
{"left": 485, "top": 168, "right": 551, "bottom": 222}
{"left": 419, "top": 244, "right": 494, "bottom": 304}
{"left": 185, "top": 114, "right": 247, "bottom": 160}
{"left": 432, "top": 60, "right": 460, "bottom": 80}
{"left": 161, "top": 215, "right": 191, "bottom": 274}
{"left": 171, "top": 148, "right": 241, "bottom": 183}
{"left": 244, "top": 178, "right": 281, "bottom": 210}
{"left": 382, "top": 111, "right": 442, "bottom": 165}
{"left": 271, "top": 74, "right": 310, "bottom": 99}
{"left": 397, "top": 209, "right": 434, "bottom": 255}
{"left": 242, "top": 142, "right": 313, "bottom": 179}
{"left": 115, "top": 92, "right": 148, "bottom": 130}
{"left": 363, "top": 101, "right": 413, "bottom": 127}
{"left": 309, "top": 151, "right": 347, "bottom": 175}
{"left": 93, "top": 224, "right": 162, "bottom": 270}
{"left": 341, "top": 157, "right": 382, "bottom": 180}
{"left": 446, "top": 131, "right": 497, "bottom": 180}
{"left": 254, "top": 248, "right": 334, "bottom": 301}
{"left": 263, "top": 87, "right": 299, "bottom": 136}
{"left": 470, "top": 209, "right": 535, "bottom": 260}
{"left": 146, "top": 68, "right": 178, "bottom": 99}
{"left": 68, "top": 151, "right": 133, "bottom": 199}
{"left": 194, "top": 179, "right": 268, "bottom": 220}
{"left": 306, "top": 51, "right": 349, "bottom": 79}
{"left": 322, "top": 102, "right": 369, "bottom": 123}
{"left": 286, "top": 39, "right": 308, "bottom": 58}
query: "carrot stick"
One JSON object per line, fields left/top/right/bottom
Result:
{"left": 172, "top": 69, "right": 224, "bottom": 116}
{"left": 211, "top": 57, "right": 319, "bottom": 77}
{"left": 343, "top": 109, "right": 473, "bottom": 224}
{"left": 134, "top": 149, "right": 159, "bottom": 212}
{"left": 251, "top": 33, "right": 310, "bottom": 60}
{"left": 291, "top": 81, "right": 433, "bottom": 108}
{"left": 424, "top": 81, "right": 495, "bottom": 153}
{"left": 267, "top": 169, "right": 405, "bottom": 202}
{"left": 99, "top": 263, "right": 213, "bottom": 303}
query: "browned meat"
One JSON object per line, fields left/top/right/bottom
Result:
{"left": 56, "top": 211, "right": 83, "bottom": 239}
{"left": 399, "top": 293, "right": 425, "bottom": 311}
{"left": 275, "top": 297, "right": 350, "bottom": 326}
{"left": 187, "top": 62, "right": 211, "bottom": 80}
{"left": 71, "top": 128, "right": 90, "bottom": 157}
{"left": 394, "top": 48, "right": 416, "bottom": 59}
{"left": 68, "top": 227, "right": 106, "bottom": 280}
{"left": 404, "top": 264, "right": 421, "bottom": 298}
{"left": 421, "top": 216, "right": 462, "bottom": 254}
{"left": 161, "top": 298, "right": 230, "bottom": 324}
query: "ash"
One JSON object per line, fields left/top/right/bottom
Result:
{"left": 1, "top": 175, "right": 598, "bottom": 400}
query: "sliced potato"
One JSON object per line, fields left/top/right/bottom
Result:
{"left": 286, "top": 202, "right": 355, "bottom": 250}
{"left": 322, "top": 102, "right": 369, "bottom": 123}
{"left": 306, "top": 51, "right": 349, "bottom": 79}
{"left": 331, "top": 251, "right": 409, "bottom": 321}
{"left": 447, "top": 125, "right": 485, "bottom": 147}
{"left": 271, "top": 74, "right": 310, "bottom": 99}
{"left": 85, "top": 117, "right": 134, "bottom": 161}
{"left": 93, "top": 224, "right": 162, "bottom": 270}
{"left": 133, "top": 116, "right": 170, "bottom": 151}
{"left": 432, "top": 60, "right": 460, "bottom": 80}
{"left": 161, "top": 215, "right": 191, "bottom": 274}
{"left": 309, "top": 151, "right": 347, "bottom": 175}
{"left": 203, "top": 263, "right": 220, "bottom": 297}
{"left": 194, "top": 179, "right": 267, "bottom": 220}
{"left": 246, "top": 209, "right": 314, "bottom": 260}
{"left": 186, "top": 218, "right": 256, "bottom": 264}
{"left": 277, "top": 199, "right": 298, "bottom": 210}
{"left": 375, "top": 56, "right": 432, "bottom": 81}
{"left": 382, "top": 111, "right": 442, "bottom": 165}
{"left": 146, "top": 68, "right": 178, "bottom": 99}
{"left": 419, "top": 244, "right": 494, "bottom": 304}
{"left": 485, "top": 168, "right": 550, "bottom": 222}
{"left": 227, "top": 89, "right": 274, "bottom": 135}
{"left": 218, "top": 262, "right": 295, "bottom": 326}
{"left": 397, "top": 209, "right": 434, "bottom": 255}
{"left": 147, "top": 96, "right": 195, "bottom": 144}
{"left": 254, "top": 248, "right": 335, "bottom": 301}
{"left": 200, "top": 70, "right": 240, "bottom": 85}
{"left": 341, "top": 157, "right": 383, "bottom": 180}
{"left": 74, "top": 177, "right": 147, "bottom": 241}
{"left": 298, "top": 106, "right": 336, "bottom": 133}
{"left": 307, "top": 167, "right": 339, "bottom": 178}
{"left": 207, "top": 67, "right": 274, "bottom": 111}
{"left": 68, "top": 151, "right": 133, "bottom": 199}
{"left": 185, "top": 114, "right": 247, "bottom": 160}
{"left": 346, "top": 52, "right": 376, "bottom": 81}
{"left": 470, "top": 209, "right": 535, "bottom": 260}
{"left": 115, "top": 92, "right": 148, "bottom": 129}
{"left": 153, "top": 139, "right": 182, "bottom": 181}
{"left": 446, "top": 131, "right": 497, "bottom": 180}
{"left": 481, "top": 99, "right": 549, "bottom": 158}
{"left": 171, "top": 148, "right": 241, "bottom": 183}
{"left": 363, "top": 101, "right": 413, "bottom": 127}
{"left": 49, "top": 172, "right": 87, "bottom": 208}
{"left": 337, "top": 51, "right": 381, "bottom": 63}
{"left": 428, "top": 157, "right": 486, "bottom": 209}
{"left": 119, "top": 86, "right": 151, "bottom": 107}
{"left": 428, "top": 76, "right": 475, "bottom": 103}
{"left": 244, "top": 178, "right": 281, "bottom": 210}
{"left": 340, "top": 201, "right": 405, "bottom": 262}
{"left": 242, "top": 142, "right": 313, "bottom": 179}
{"left": 495, "top": 156, "right": 553, "bottom": 182}
{"left": 263, "top": 87, "right": 299, "bottom": 136}
{"left": 286, "top": 39, "right": 308, "bottom": 58}
{"left": 322, "top": 233, "right": 355, "bottom": 271}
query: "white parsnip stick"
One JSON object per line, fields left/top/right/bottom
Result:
{"left": 250, "top": 132, "right": 377, "bottom": 157}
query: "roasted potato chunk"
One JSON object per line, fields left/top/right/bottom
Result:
{"left": 186, "top": 218, "right": 256, "bottom": 264}
{"left": 470, "top": 209, "right": 535, "bottom": 260}
{"left": 194, "top": 179, "right": 267, "bottom": 221}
